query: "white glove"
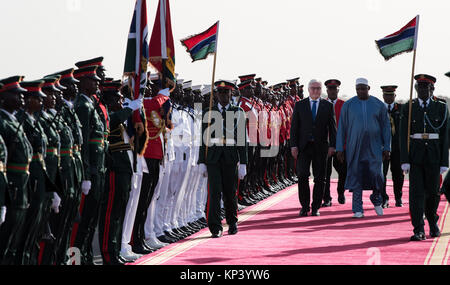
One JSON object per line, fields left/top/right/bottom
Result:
{"left": 51, "top": 192, "right": 61, "bottom": 213}
{"left": 126, "top": 97, "right": 143, "bottom": 111}
{"left": 238, "top": 164, "right": 247, "bottom": 180}
{"left": 440, "top": 167, "right": 449, "bottom": 175}
{"left": 401, "top": 164, "right": 410, "bottom": 175}
{"left": 81, "top": 180, "right": 91, "bottom": 195}
{"left": 0, "top": 206, "right": 6, "bottom": 226}
{"left": 199, "top": 163, "right": 208, "bottom": 178}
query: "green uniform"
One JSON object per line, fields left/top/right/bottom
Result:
{"left": 400, "top": 99, "right": 449, "bottom": 235}
{"left": 0, "top": 135, "right": 7, "bottom": 209}
{"left": 34, "top": 109, "right": 61, "bottom": 265}
{"left": 0, "top": 110, "right": 33, "bottom": 265}
{"left": 198, "top": 104, "right": 248, "bottom": 235}
{"left": 73, "top": 93, "right": 106, "bottom": 265}
{"left": 98, "top": 107, "right": 133, "bottom": 265}
{"left": 62, "top": 100, "right": 85, "bottom": 264}
{"left": 15, "top": 109, "right": 50, "bottom": 265}
{"left": 41, "top": 107, "right": 76, "bottom": 264}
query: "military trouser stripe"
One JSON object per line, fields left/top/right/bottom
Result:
{"left": 102, "top": 171, "right": 116, "bottom": 264}
{"left": 70, "top": 194, "right": 86, "bottom": 248}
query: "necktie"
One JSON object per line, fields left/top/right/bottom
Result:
{"left": 388, "top": 105, "right": 392, "bottom": 112}
{"left": 312, "top": 100, "right": 317, "bottom": 122}
{"left": 221, "top": 106, "right": 226, "bottom": 136}
{"left": 423, "top": 101, "right": 427, "bottom": 109}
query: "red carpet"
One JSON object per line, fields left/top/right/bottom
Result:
{"left": 132, "top": 179, "right": 450, "bottom": 265}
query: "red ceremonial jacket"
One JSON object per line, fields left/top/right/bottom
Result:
{"left": 142, "top": 94, "right": 169, "bottom": 160}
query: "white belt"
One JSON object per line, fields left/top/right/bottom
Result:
{"left": 410, "top": 133, "right": 439, "bottom": 140}
{"left": 210, "top": 138, "right": 236, "bottom": 145}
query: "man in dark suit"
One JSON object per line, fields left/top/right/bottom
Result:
{"left": 198, "top": 80, "right": 248, "bottom": 238}
{"left": 290, "top": 79, "right": 337, "bottom": 217}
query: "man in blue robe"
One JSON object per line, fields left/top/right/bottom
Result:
{"left": 336, "top": 78, "right": 391, "bottom": 218}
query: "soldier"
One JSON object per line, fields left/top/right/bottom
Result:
{"left": 440, "top": 71, "right": 450, "bottom": 203}
{"left": 198, "top": 80, "right": 248, "bottom": 238}
{"left": 0, "top": 134, "right": 6, "bottom": 229}
{"left": 381, "top": 85, "right": 404, "bottom": 208}
{"left": 133, "top": 85, "right": 170, "bottom": 253}
{"left": 0, "top": 77, "right": 33, "bottom": 265}
{"left": 323, "top": 79, "right": 347, "bottom": 206}
{"left": 0, "top": 119, "right": 6, "bottom": 230}
{"left": 75, "top": 58, "right": 110, "bottom": 263}
{"left": 40, "top": 71, "right": 78, "bottom": 265}
{"left": 56, "top": 69, "right": 86, "bottom": 264}
{"left": 71, "top": 65, "right": 105, "bottom": 264}
{"left": 33, "top": 77, "right": 64, "bottom": 264}
{"left": 15, "top": 80, "right": 57, "bottom": 265}
{"left": 98, "top": 81, "right": 142, "bottom": 264}
{"left": 286, "top": 78, "right": 300, "bottom": 183}
{"left": 237, "top": 79, "right": 259, "bottom": 206}
{"left": 400, "top": 74, "right": 449, "bottom": 241}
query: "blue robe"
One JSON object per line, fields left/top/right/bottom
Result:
{"left": 336, "top": 96, "right": 391, "bottom": 191}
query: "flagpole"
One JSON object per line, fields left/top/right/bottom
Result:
{"left": 205, "top": 21, "right": 220, "bottom": 159}
{"left": 407, "top": 15, "right": 420, "bottom": 153}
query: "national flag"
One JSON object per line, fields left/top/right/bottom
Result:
{"left": 181, "top": 21, "right": 219, "bottom": 62}
{"left": 375, "top": 15, "right": 419, "bottom": 61}
{"left": 123, "top": 0, "right": 149, "bottom": 99}
{"left": 149, "top": 0, "right": 176, "bottom": 87}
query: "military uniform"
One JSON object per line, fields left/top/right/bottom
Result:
{"left": 14, "top": 80, "right": 52, "bottom": 265}
{"left": 381, "top": 86, "right": 404, "bottom": 208}
{"left": 323, "top": 79, "right": 347, "bottom": 206}
{"left": 0, "top": 134, "right": 7, "bottom": 215}
{"left": 237, "top": 77, "right": 258, "bottom": 206}
{"left": 198, "top": 80, "right": 248, "bottom": 237}
{"left": 72, "top": 66, "right": 105, "bottom": 264}
{"left": 98, "top": 82, "right": 141, "bottom": 264}
{"left": 0, "top": 100, "right": 33, "bottom": 265}
{"left": 133, "top": 87, "right": 170, "bottom": 252}
{"left": 400, "top": 74, "right": 449, "bottom": 240}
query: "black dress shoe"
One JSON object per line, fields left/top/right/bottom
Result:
{"left": 443, "top": 188, "right": 450, "bottom": 203}
{"left": 311, "top": 210, "right": 320, "bottom": 216}
{"left": 132, "top": 244, "right": 153, "bottom": 254}
{"left": 228, "top": 223, "right": 238, "bottom": 235}
{"left": 321, "top": 201, "right": 332, "bottom": 207}
{"left": 338, "top": 194, "right": 346, "bottom": 204}
{"left": 382, "top": 200, "right": 389, "bottom": 209}
{"left": 211, "top": 230, "right": 223, "bottom": 238}
{"left": 299, "top": 209, "right": 309, "bottom": 217}
{"left": 430, "top": 224, "right": 441, "bottom": 238}
{"left": 164, "top": 231, "right": 181, "bottom": 241}
{"left": 395, "top": 199, "right": 403, "bottom": 207}
{"left": 157, "top": 235, "right": 176, "bottom": 244}
{"left": 410, "top": 232, "right": 426, "bottom": 241}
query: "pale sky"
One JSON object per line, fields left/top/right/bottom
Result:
{"left": 1, "top": 0, "right": 450, "bottom": 101}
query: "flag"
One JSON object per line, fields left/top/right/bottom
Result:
{"left": 181, "top": 21, "right": 219, "bottom": 62}
{"left": 149, "top": 0, "right": 175, "bottom": 87}
{"left": 123, "top": 0, "right": 149, "bottom": 99}
{"left": 375, "top": 15, "right": 419, "bottom": 61}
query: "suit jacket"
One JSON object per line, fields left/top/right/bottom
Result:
{"left": 290, "top": 98, "right": 337, "bottom": 152}
{"left": 198, "top": 104, "right": 248, "bottom": 165}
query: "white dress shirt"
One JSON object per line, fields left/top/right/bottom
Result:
{"left": 418, "top": 98, "right": 431, "bottom": 108}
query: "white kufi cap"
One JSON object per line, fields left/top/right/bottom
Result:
{"left": 356, "top": 77, "right": 369, "bottom": 86}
